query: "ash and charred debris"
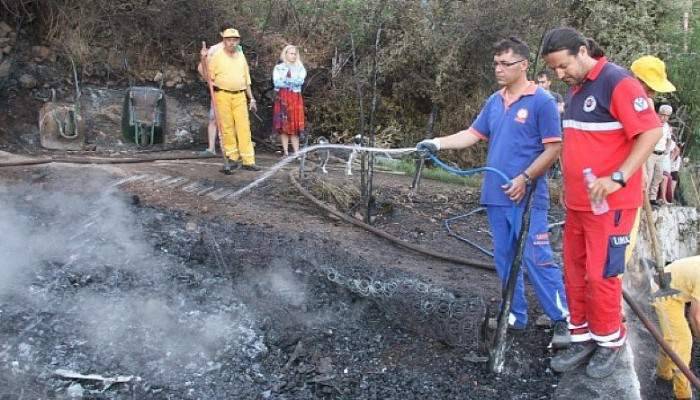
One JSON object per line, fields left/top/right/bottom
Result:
{"left": 0, "top": 176, "right": 558, "bottom": 399}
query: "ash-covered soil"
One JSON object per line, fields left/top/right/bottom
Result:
{"left": 0, "top": 169, "right": 560, "bottom": 399}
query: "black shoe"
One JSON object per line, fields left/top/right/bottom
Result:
{"left": 585, "top": 345, "right": 622, "bottom": 378}
{"left": 220, "top": 160, "right": 240, "bottom": 175}
{"left": 242, "top": 164, "right": 262, "bottom": 171}
{"left": 550, "top": 341, "right": 596, "bottom": 373}
{"left": 654, "top": 375, "right": 673, "bottom": 396}
{"left": 551, "top": 320, "right": 571, "bottom": 350}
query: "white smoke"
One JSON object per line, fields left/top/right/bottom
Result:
{"left": 0, "top": 168, "right": 264, "bottom": 380}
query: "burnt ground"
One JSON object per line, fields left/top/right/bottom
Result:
{"left": 0, "top": 54, "right": 666, "bottom": 399}
{"left": 0, "top": 51, "right": 679, "bottom": 396}
{"left": 0, "top": 159, "right": 563, "bottom": 399}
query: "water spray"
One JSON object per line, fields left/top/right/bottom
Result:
{"left": 228, "top": 144, "right": 415, "bottom": 200}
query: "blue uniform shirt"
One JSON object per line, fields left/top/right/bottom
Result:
{"left": 468, "top": 83, "right": 561, "bottom": 209}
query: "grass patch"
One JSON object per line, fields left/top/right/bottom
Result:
{"left": 376, "top": 157, "right": 483, "bottom": 188}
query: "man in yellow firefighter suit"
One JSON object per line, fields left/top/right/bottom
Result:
{"left": 205, "top": 28, "right": 260, "bottom": 171}
{"left": 653, "top": 255, "right": 700, "bottom": 399}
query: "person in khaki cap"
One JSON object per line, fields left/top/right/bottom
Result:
{"left": 630, "top": 55, "right": 676, "bottom": 205}
{"left": 203, "top": 28, "right": 260, "bottom": 171}
{"left": 196, "top": 21, "right": 240, "bottom": 157}
{"left": 653, "top": 256, "right": 700, "bottom": 400}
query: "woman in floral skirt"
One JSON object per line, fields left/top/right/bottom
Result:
{"left": 272, "top": 45, "right": 306, "bottom": 156}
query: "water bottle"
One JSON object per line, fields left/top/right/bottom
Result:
{"left": 583, "top": 168, "right": 609, "bottom": 215}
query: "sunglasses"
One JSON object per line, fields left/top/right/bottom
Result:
{"left": 492, "top": 59, "right": 526, "bottom": 68}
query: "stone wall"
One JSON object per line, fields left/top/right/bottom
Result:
{"left": 634, "top": 206, "right": 698, "bottom": 266}
{"left": 624, "top": 205, "right": 698, "bottom": 297}
{"left": 80, "top": 87, "right": 208, "bottom": 147}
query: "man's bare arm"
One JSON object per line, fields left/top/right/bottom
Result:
{"left": 436, "top": 129, "right": 481, "bottom": 150}
{"left": 197, "top": 62, "right": 206, "bottom": 79}
{"left": 504, "top": 142, "right": 561, "bottom": 202}
{"left": 619, "top": 127, "right": 663, "bottom": 178}
{"left": 198, "top": 42, "right": 208, "bottom": 80}
{"left": 246, "top": 86, "right": 257, "bottom": 112}
{"left": 524, "top": 142, "right": 561, "bottom": 179}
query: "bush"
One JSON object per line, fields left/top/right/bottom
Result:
{"left": 2, "top": 0, "right": 696, "bottom": 167}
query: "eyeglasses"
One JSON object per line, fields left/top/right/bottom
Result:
{"left": 492, "top": 59, "right": 526, "bottom": 69}
{"left": 536, "top": 80, "right": 548, "bottom": 85}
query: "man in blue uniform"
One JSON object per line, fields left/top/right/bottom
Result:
{"left": 417, "top": 36, "right": 570, "bottom": 348}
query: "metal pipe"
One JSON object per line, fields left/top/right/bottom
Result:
{"left": 410, "top": 157, "right": 425, "bottom": 193}
{"left": 366, "top": 26, "right": 382, "bottom": 225}
{"left": 489, "top": 182, "right": 535, "bottom": 373}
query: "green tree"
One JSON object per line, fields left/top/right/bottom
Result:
{"left": 666, "top": 1, "right": 700, "bottom": 158}
{"left": 569, "top": 0, "right": 698, "bottom": 159}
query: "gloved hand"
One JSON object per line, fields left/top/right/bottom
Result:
{"left": 416, "top": 138, "right": 440, "bottom": 156}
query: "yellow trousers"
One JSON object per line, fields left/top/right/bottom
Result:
{"left": 654, "top": 296, "right": 693, "bottom": 399}
{"left": 213, "top": 91, "right": 255, "bottom": 165}
{"left": 625, "top": 208, "right": 641, "bottom": 263}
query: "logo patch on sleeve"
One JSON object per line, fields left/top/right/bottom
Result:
{"left": 633, "top": 97, "right": 649, "bottom": 112}
{"left": 583, "top": 95, "right": 596, "bottom": 112}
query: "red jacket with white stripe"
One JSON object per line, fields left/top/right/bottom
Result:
{"left": 562, "top": 57, "right": 661, "bottom": 211}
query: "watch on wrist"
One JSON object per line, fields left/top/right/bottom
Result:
{"left": 521, "top": 171, "right": 532, "bottom": 185}
{"left": 611, "top": 171, "right": 626, "bottom": 187}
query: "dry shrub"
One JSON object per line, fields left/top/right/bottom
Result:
{"left": 2, "top": 0, "right": 566, "bottom": 170}
{"left": 307, "top": 175, "right": 360, "bottom": 212}
{"left": 12, "top": 0, "right": 243, "bottom": 78}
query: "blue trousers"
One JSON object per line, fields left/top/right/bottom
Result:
{"left": 486, "top": 205, "right": 569, "bottom": 326}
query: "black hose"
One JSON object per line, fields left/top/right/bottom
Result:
{"left": 289, "top": 171, "right": 495, "bottom": 271}
{"left": 0, "top": 153, "right": 217, "bottom": 167}
{"left": 444, "top": 207, "right": 494, "bottom": 258}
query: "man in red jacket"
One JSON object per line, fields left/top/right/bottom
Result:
{"left": 541, "top": 27, "right": 662, "bottom": 378}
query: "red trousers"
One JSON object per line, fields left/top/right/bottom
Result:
{"left": 563, "top": 208, "right": 637, "bottom": 347}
